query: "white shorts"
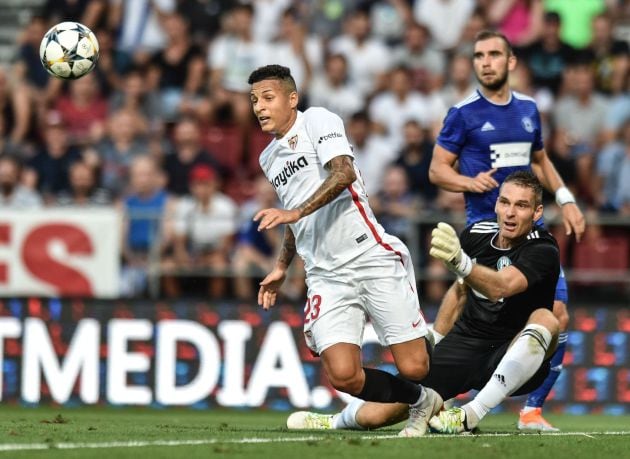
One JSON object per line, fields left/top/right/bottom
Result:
{"left": 303, "top": 234, "right": 428, "bottom": 355}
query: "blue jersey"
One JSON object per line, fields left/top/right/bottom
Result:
{"left": 437, "top": 90, "right": 544, "bottom": 225}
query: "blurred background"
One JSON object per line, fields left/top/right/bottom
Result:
{"left": 0, "top": 0, "right": 628, "bottom": 414}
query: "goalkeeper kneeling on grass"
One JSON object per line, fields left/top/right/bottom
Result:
{"left": 288, "top": 170, "right": 561, "bottom": 435}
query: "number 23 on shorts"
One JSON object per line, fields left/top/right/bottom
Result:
{"left": 304, "top": 294, "right": 321, "bottom": 324}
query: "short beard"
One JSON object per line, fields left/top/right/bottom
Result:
{"left": 479, "top": 71, "right": 509, "bottom": 91}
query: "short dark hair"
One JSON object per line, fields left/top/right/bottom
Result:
{"left": 502, "top": 170, "right": 543, "bottom": 206}
{"left": 247, "top": 65, "right": 297, "bottom": 92}
{"left": 474, "top": 30, "right": 513, "bottom": 56}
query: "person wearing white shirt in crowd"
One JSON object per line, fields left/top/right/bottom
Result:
{"left": 248, "top": 64, "right": 439, "bottom": 436}
{"left": 268, "top": 7, "right": 323, "bottom": 92}
{"left": 171, "top": 163, "right": 238, "bottom": 298}
{"left": 328, "top": 7, "right": 391, "bottom": 97}
{"left": 392, "top": 21, "right": 447, "bottom": 93}
{"left": 346, "top": 111, "right": 396, "bottom": 196}
{"left": 109, "top": 0, "right": 175, "bottom": 68}
{"left": 308, "top": 54, "right": 364, "bottom": 122}
{"left": 208, "top": 3, "right": 272, "bottom": 126}
{"left": 369, "top": 66, "right": 445, "bottom": 149}
{"left": 413, "top": 0, "right": 475, "bottom": 51}
{"left": 0, "top": 155, "right": 42, "bottom": 209}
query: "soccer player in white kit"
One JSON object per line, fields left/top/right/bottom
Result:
{"left": 248, "top": 65, "right": 442, "bottom": 436}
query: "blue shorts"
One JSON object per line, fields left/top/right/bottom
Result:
{"left": 554, "top": 266, "right": 568, "bottom": 303}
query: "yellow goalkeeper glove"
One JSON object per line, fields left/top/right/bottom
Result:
{"left": 429, "top": 222, "right": 472, "bottom": 278}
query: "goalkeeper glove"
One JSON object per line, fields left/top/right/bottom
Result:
{"left": 429, "top": 222, "right": 473, "bottom": 278}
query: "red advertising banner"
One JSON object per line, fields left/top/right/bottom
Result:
{"left": 0, "top": 210, "right": 120, "bottom": 298}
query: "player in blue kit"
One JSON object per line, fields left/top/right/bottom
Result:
{"left": 428, "top": 30, "right": 584, "bottom": 432}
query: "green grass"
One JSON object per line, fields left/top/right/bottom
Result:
{"left": 0, "top": 406, "right": 628, "bottom": 459}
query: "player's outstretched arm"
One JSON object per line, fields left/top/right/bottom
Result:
{"left": 429, "top": 144, "right": 499, "bottom": 193}
{"left": 430, "top": 222, "right": 528, "bottom": 302}
{"left": 296, "top": 155, "right": 357, "bottom": 217}
{"left": 258, "top": 226, "right": 296, "bottom": 310}
{"left": 253, "top": 155, "right": 356, "bottom": 231}
{"left": 532, "top": 149, "right": 585, "bottom": 242}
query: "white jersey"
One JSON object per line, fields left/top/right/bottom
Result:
{"left": 258, "top": 107, "right": 386, "bottom": 273}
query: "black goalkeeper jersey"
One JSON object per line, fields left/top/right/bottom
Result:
{"left": 452, "top": 219, "right": 560, "bottom": 341}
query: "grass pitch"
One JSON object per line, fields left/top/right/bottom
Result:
{"left": 0, "top": 406, "right": 628, "bottom": 459}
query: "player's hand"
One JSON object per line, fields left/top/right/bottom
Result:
{"left": 560, "top": 202, "right": 585, "bottom": 242}
{"left": 257, "top": 266, "right": 287, "bottom": 310}
{"left": 254, "top": 208, "right": 301, "bottom": 231}
{"left": 468, "top": 168, "right": 499, "bottom": 193}
{"left": 430, "top": 223, "right": 462, "bottom": 265}
{"left": 430, "top": 222, "right": 473, "bottom": 277}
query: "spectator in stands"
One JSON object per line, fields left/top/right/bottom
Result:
{"left": 120, "top": 156, "right": 173, "bottom": 297}
{"left": 486, "top": 0, "right": 544, "bottom": 47}
{"left": 394, "top": 120, "right": 438, "bottom": 204}
{"left": 0, "top": 155, "right": 41, "bottom": 208}
{"left": 517, "top": 11, "right": 575, "bottom": 95}
{"left": 170, "top": 164, "right": 238, "bottom": 298}
{"left": 328, "top": 7, "right": 391, "bottom": 97}
{"left": 54, "top": 160, "right": 111, "bottom": 207}
{"left": 392, "top": 21, "right": 447, "bottom": 93}
{"left": 269, "top": 7, "right": 323, "bottom": 94}
{"left": 109, "top": 69, "right": 162, "bottom": 128}
{"left": 250, "top": 0, "right": 293, "bottom": 43}
{"left": 147, "top": 12, "right": 206, "bottom": 122}
{"left": 91, "top": 109, "right": 149, "bottom": 198}
{"left": 109, "top": 0, "right": 175, "bottom": 72}
{"left": 300, "top": 0, "right": 361, "bottom": 40}
{"left": 208, "top": 3, "right": 272, "bottom": 126}
{"left": 544, "top": 0, "right": 606, "bottom": 49}
{"left": 0, "top": 65, "right": 34, "bottom": 155}
{"left": 412, "top": 0, "right": 474, "bottom": 51}
{"left": 595, "top": 119, "right": 630, "bottom": 212}
{"left": 27, "top": 115, "right": 82, "bottom": 201}
{"left": 437, "top": 53, "right": 476, "bottom": 110}
{"left": 54, "top": 72, "right": 108, "bottom": 146}
{"left": 308, "top": 54, "right": 363, "bottom": 122}
{"left": 603, "top": 74, "right": 630, "bottom": 143}
{"left": 164, "top": 117, "right": 223, "bottom": 196}
{"left": 369, "top": 165, "right": 420, "bottom": 244}
{"left": 232, "top": 176, "right": 282, "bottom": 300}
{"left": 368, "top": 65, "right": 445, "bottom": 149}
{"left": 41, "top": 0, "right": 108, "bottom": 31}
{"left": 369, "top": 0, "right": 412, "bottom": 46}
{"left": 553, "top": 58, "right": 609, "bottom": 202}
{"left": 177, "top": 0, "right": 236, "bottom": 47}
{"left": 453, "top": 6, "right": 489, "bottom": 56}
{"left": 587, "top": 13, "right": 630, "bottom": 95}
{"left": 346, "top": 111, "right": 395, "bottom": 196}
{"left": 12, "top": 16, "right": 51, "bottom": 94}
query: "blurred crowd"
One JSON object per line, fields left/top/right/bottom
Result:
{"left": 0, "top": 0, "right": 629, "bottom": 299}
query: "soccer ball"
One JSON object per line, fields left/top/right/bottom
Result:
{"left": 39, "top": 21, "right": 99, "bottom": 80}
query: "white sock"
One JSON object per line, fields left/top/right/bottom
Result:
{"left": 333, "top": 397, "right": 366, "bottom": 430}
{"left": 467, "top": 324, "right": 552, "bottom": 428}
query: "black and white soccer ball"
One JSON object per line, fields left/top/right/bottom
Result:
{"left": 39, "top": 21, "right": 99, "bottom": 80}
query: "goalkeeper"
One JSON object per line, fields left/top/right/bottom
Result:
{"left": 288, "top": 170, "right": 561, "bottom": 435}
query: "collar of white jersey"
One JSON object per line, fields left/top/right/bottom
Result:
{"left": 476, "top": 89, "right": 513, "bottom": 106}
{"left": 279, "top": 110, "right": 304, "bottom": 141}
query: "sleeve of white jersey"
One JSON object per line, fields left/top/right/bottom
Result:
{"left": 304, "top": 107, "right": 354, "bottom": 166}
